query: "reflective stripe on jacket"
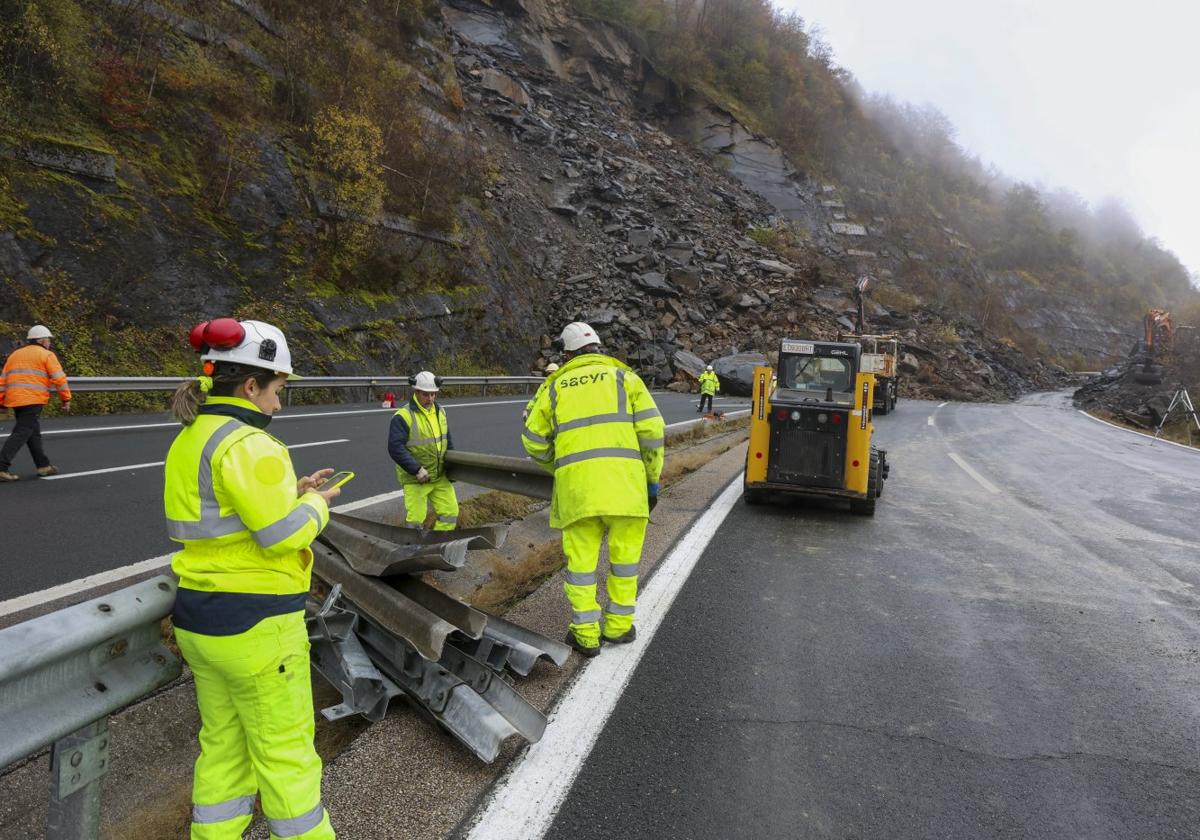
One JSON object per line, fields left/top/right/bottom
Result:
{"left": 164, "top": 396, "right": 329, "bottom": 596}
{"left": 699, "top": 371, "right": 719, "bottom": 396}
{"left": 522, "top": 353, "right": 665, "bottom": 528}
{"left": 389, "top": 399, "right": 451, "bottom": 484}
{"left": 0, "top": 344, "right": 71, "bottom": 407}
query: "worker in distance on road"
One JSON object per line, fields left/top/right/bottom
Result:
{"left": 522, "top": 321, "right": 665, "bottom": 656}
{"left": 0, "top": 324, "right": 72, "bottom": 482}
{"left": 523, "top": 361, "right": 559, "bottom": 421}
{"left": 388, "top": 370, "right": 458, "bottom": 530}
{"left": 164, "top": 318, "right": 339, "bottom": 840}
{"left": 697, "top": 364, "right": 720, "bottom": 414}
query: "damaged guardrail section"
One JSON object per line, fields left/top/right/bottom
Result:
{"left": 308, "top": 512, "right": 570, "bottom": 762}
{"left": 0, "top": 576, "right": 182, "bottom": 840}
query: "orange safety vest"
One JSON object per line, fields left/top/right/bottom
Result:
{"left": 0, "top": 344, "right": 72, "bottom": 408}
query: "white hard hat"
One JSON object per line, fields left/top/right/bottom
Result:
{"left": 559, "top": 322, "right": 600, "bottom": 352}
{"left": 191, "top": 318, "right": 297, "bottom": 379}
{"left": 27, "top": 325, "right": 53, "bottom": 340}
{"left": 412, "top": 371, "right": 440, "bottom": 392}
{"left": 545, "top": 363, "right": 559, "bottom": 373}
{"left": 706, "top": 365, "right": 713, "bottom": 371}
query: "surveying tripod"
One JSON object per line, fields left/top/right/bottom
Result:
{"left": 1153, "top": 387, "right": 1200, "bottom": 446}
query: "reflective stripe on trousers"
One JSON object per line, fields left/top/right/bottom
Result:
{"left": 192, "top": 795, "right": 255, "bottom": 825}
{"left": 561, "top": 514, "right": 647, "bottom": 646}
{"left": 402, "top": 476, "right": 459, "bottom": 532}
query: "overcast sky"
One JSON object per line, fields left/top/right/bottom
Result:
{"left": 776, "top": 0, "right": 1200, "bottom": 279}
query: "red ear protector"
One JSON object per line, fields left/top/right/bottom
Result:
{"left": 188, "top": 318, "right": 246, "bottom": 353}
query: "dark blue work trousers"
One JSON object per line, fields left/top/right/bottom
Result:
{"left": 0, "top": 405, "right": 50, "bottom": 471}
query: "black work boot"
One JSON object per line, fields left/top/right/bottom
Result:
{"left": 602, "top": 626, "right": 637, "bottom": 645}
{"left": 565, "top": 630, "right": 600, "bottom": 658}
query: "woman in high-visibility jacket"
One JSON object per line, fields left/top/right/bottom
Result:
{"left": 164, "top": 318, "right": 340, "bottom": 840}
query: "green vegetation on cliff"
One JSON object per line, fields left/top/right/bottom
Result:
{"left": 0, "top": 0, "right": 509, "bottom": 397}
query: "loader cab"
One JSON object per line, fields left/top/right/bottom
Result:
{"left": 767, "top": 341, "right": 862, "bottom": 489}
{"left": 777, "top": 340, "right": 860, "bottom": 405}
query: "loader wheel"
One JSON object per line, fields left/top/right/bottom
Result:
{"left": 743, "top": 476, "right": 767, "bottom": 506}
{"left": 850, "top": 451, "right": 881, "bottom": 516}
{"left": 875, "top": 386, "right": 890, "bottom": 416}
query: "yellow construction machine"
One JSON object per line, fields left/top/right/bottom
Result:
{"left": 743, "top": 338, "right": 889, "bottom": 515}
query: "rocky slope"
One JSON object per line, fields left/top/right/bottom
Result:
{"left": 0, "top": 0, "right": 1096, "bottom": 403}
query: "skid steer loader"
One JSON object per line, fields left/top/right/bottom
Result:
{"left": 743, "top": 338, "right": 889, "bottom": 515}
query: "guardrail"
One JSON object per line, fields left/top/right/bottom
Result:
{"left": 69, "top": 375, "right": 545, "bottom": 393}
{"left": 0, "top": 576, "right": 181, "bottom": 840}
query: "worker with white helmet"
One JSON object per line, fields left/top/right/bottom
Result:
{"left": 698, "top": 364, "right": 720, "bottom": 414}
{"left": 522, "top": 322, "right": 665, "bottom": 656}
{"left": 523, "top": 361, "right": 560, "bottom": 421}
{"left": 163, "top": 318, "right": 339, "bottom": 839}
{"left": 0, "top": 324, "right": 72, "bottom": 481}
{"left": 388, "top": 370, "right": 458, "bottom": 530}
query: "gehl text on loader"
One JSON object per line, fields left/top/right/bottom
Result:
{"left": 743, "top": 337, "right": 890, "bottom": 515}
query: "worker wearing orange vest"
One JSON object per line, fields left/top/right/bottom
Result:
{"left": 0, "top": 325, "right": 72, "bottom": 481}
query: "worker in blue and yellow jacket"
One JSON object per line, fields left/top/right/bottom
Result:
{"left": 522, "top": 322, "right": 665, "bottom": 656}
{"left": 388, "top": 370, "right": 458, "bottom": 530}
{"left": 164, "top": 318, "right": 340, "bottom": 840}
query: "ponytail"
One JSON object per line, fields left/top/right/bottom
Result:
{"left": 171, "top": 379, "right": 203, "bottom": 426}
{"left": 171, "top": 363, "right": 280, "bottom": 425}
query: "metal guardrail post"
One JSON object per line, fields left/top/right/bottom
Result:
{"left": 46, "top": 719, "right": 108, "bottom": 840}
{"left": 0, "top": 576, "right": 181, "bottom": 839}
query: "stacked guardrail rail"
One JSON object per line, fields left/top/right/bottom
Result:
{"left": 307, "top": 511, "right": 569, "bottom": 762}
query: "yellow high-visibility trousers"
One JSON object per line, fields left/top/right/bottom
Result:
{"left": 175, "top": 612, "right": 334, "bottom": 840}
{"left": 561, "top": 515, "right": 647, "bottom": 646}
{"left": 402, "top": 476, "right": 459, "bottom": 530}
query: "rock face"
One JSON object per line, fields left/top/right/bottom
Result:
{"left": 0, "top": 0, "right": 1119, "bottom": 403}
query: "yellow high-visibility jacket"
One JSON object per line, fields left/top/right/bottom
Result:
{"left": 699, "top": 370, "right": 719, "bottom": 396}
{"left": 389, "top": 399, "right": 451, "bottom": 484}
{"left": 522, "top": 353, "right": 665, "bottom": 528}
{"left": 164, "top": 397, "right": 329, "bottom": 599}
{"left": 0, "top": 344, "right": 71, "bottom": 407}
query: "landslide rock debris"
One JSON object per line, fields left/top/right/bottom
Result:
{"left": 446, "top": 0, "right": 1069, "bottom": 399}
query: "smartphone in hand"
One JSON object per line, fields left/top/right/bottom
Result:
{"left": 316, "top": 470, "right": 355, "bottom": 491}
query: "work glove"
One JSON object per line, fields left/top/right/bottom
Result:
{"left": 647, "top": 482, "right": 659, "bottom": 512}
{"left": 416, "top": 466, "right": 431, "bottom": 483}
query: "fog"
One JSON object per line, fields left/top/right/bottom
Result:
{"left": 777, "top": 0, "right": 1200, "bottom": 278}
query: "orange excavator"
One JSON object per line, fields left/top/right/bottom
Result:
{"left": 1133, "top": 308, "right": 1175, "bottom": 385}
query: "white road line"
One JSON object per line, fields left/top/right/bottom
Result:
{"left": 0, "top": 554, "right": 174, "bottom": 618}
{"left": 463, "top": 476, "right": 744, "bottom": 840}
{"left": 333, "top": 489, "right": 405, "bottom": 513}
{"left": 1076, "top": 409, "right": 1200, "bottom": 455}
{"left": 938, "top": 402, "right": 948, "bottom": 408}
{"left": 947, "top": 452, "right": 1000, "bottom": 494}
{"left": 1, "top": 399, "right": 534, "bottom": 439}
{"left": 927, "top": 416, "right": 935, "bottom": 426}
{"left": 41, "top": 439, "right": 351, "bottom": 480}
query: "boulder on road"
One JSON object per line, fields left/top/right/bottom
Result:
{"left": 713, "top": 352, "right": 770, "bottom": 396}
{"left": 672, "top": 349, "right": 706, "bottom": 379}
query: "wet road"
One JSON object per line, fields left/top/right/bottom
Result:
{"left": 545, "top": 393, "right": 1200, "bottom": 839}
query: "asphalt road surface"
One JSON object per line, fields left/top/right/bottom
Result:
{"left": 0, "top": 392, "right": 745, "bottom": 603}
{"left": 544, "top": 393, "right": 1200, "bottom": 840}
